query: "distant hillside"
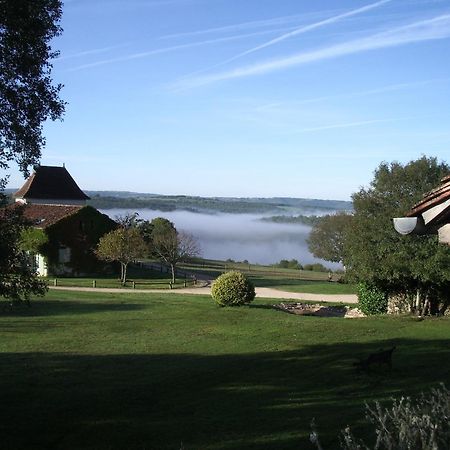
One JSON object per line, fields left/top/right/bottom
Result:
{"left": 86, "top": 191, "right": 352, "bottom": 215}
{"left": 3, "top": 188, "right": 352, "bottom": 214}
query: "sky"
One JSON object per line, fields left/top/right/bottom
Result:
{"left": 5, "top": 0, "right": 450, "bottom": 200}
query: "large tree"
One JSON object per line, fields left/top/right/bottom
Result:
{"left": 0, "top": 0, "right": 65, "bottom": 176}
{"left": 0, "top": 0, "right": 64, "bottom": 304}
{"left": 344, "top": 156, "right": 450, "bottom": 314}
{"left": 307, "top": 212, "right": 353, "bottom": 264}
{"left": 150, "top": 217, "right": 200, "bottom": 283}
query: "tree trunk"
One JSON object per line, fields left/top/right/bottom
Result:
{"left": 122, "top": 263, "right": 128, "bottom": 285}
{"left": 170, "top": 264, "right": 175, "bottom": 284}
{"left": 416, "top": 289, "right": 421, "bottom": 315}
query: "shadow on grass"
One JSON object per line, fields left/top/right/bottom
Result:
{"left": 1, "top": 338, "right": 449, "bottom": 450}
{"left": 0, "top": 300, "right": 145, "bottom": 317}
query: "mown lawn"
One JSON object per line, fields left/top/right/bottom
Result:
{"left": 179, "top": 259, "right": 357, "bottom": 294}
{"left": 0, "top": 290, "right": 448, "bottom": 450}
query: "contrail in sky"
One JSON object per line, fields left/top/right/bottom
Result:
{"left": 66, "top": 28, "right": 296, "bottom": 72}
{"left": 160, "top": 9, "right": 341, "bottom": 40}
{"left": 177, "top": 14, "right": 450, "bottom": 88}
{"left": 218, "top": 0, "right": 392, "bottom": 66}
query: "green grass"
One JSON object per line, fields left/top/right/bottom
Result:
{"left": 248, "top": 277, "right": 357, "bottom": 294}
{"left": 1, "top": 291, "right": 448, "bottom": 450}
{"left": 180, "top": 258, "right": 357, "bottom": 294}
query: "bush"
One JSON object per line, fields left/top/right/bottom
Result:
{"left": 303, "top": 263, "right": 328, "bottom": 272}
{"left": 357, "top": 282, "right": 388, "bottom": 315}
{"left": 211, "top": 271, "right": 255, "bottom": 307}
{"left": 311, "top": 384, "right": 450, "bottom": 450}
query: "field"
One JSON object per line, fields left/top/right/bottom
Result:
{"left": 1, "top": 290, "right": 448, "bottom": 450}
{"left": 43, "top": 260, "right": 358, "bottom": 294}
{"left": 179, "top": 259, "right": 357, "bottom": 294}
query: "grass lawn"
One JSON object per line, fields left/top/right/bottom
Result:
{"left": 0, "top": 291, "right": 448, "bottom": 450}
{"left": 179, "top": 259, "right": 357, "bottom": 294}
{"left": 248, "top": 276, "right": 357, "bottom": 294}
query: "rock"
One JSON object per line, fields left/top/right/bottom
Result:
{"left": 275, "top": 302, "right": 365, "bottom": 318}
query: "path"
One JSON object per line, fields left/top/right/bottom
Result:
{"left": 50, "top": 285, "right": 358, "bottom": 304}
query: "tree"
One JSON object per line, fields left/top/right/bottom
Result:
{"left": 0, "top": 205, "right": 47, "bottom": 306}
{"left": 275, "top": 259, "right": 303, "bottom": 270}
{"left": 0, "top": 0, "right": 65, "bottom": 176}
{"left": 150, "top": 217, "right": 200, "bottom": 283}
{"left": 307, "top": 212, "right": 353, "bottom": 264}
{"left": 0, "top": 0, "right": 64, "bottom": 304}
{"left": 344, "top": 156, "right": 450, "bottom": 314}
{"left": 96, "top": 227, "right": 147, "bottom": 285}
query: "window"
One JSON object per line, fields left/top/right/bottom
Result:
{"left": 58, "top": 247, "right": 71, "bottom": 263}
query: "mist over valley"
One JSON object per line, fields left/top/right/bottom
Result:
{"left": 102, "top": 208, "right": 342, "bottom": 268}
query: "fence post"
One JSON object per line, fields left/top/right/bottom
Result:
{"left": 132, "top": 281, "right": 136, "bottom": 289}
{"left": 54, "top": 278, "right": 58, "bottom": 287}
{"left": 92, "top": 280, "right": 96, "bottom": 288}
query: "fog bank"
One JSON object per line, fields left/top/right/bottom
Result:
{"left": 103, "top": 209, "right": 339, "bottom": 268}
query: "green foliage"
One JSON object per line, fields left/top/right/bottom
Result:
{"left": 0, "top": 0, "right": 65, "bottom": 175}
{"left": 303, "top": 263, "right": 328, "bottom": 272}
{"left": 357, "top": 282, "right": 388, "bottom": 315}
{"left": 211, "top": 271, "right": 255, "bottom": 306}
{"left": 19, "top": 227, "right": 48, "bottom": 253}
{"left": 96, "top": 227, "right": 147, "bottom": 284}
{"left": 261, "top": 215, "right": 323, "bottom": 226}
{"left": 274, "top": 259, "right": 303, "bottom": 270}
{"left": 0, "top": 206, "right": 47, "bottom": 304}
{"left": 308, "top": 212, "right": 353, "bottom": 263}
{"left": 344, "top": 156, "right": 450, "bottom": 313}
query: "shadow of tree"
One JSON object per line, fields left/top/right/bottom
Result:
{"left": 0, "top": 337, "right": 448, "bottom": 450}
{"left": 0, "top": 300, "right": 145, "bottom": 317}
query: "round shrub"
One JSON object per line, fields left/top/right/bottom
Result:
{"left": 211, "top": 271, "right": 255, "bottom": 306}
{"left": 357, "top": 282, "right": 388, "bottom": 315}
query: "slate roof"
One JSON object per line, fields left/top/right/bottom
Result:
{"left": 14, "top": 166, "right": 90, "bottom": 202}
{"left": 14, "top": 204, "right": 84, "bottom": 228}
{"left": 407, "top": 175, "right": 450, "bottom": 219}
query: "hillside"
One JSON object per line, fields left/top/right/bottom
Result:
{"left": 85, "top": 191, "right": 352, "bottom": 214}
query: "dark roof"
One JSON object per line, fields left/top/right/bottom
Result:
{"left": 14, "top": 166, "right": 90, "bottom": 201}
{"left": 17, "top": 204, "right": 83, "bottom": 228}
{"left": 407, "top": 175, "right": 450, "bottom": 218}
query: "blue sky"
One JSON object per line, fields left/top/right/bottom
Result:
{"left": 5, "top": 0, "right": 450, "bottom": 200}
